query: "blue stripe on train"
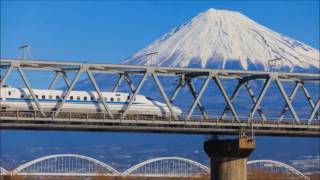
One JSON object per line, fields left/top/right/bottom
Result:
{"left": 0, "top": 98, "right": 142, "bottom": 105}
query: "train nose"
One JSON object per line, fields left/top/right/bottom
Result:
{"left": 174, "top": 107, "right": 183, "bottom": 116}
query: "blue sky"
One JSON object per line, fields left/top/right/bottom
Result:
{"left": 1, "top": 1, "right": 319, "bottom": 64}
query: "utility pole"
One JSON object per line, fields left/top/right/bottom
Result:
{"left": 267, "top": 58, "right": 282, "bottom": 72}
{"left": 19, "top": 45, "right": 30, "bottom": 59}
{"left": 145, "top": 52, "right": 158, "bottom": 66}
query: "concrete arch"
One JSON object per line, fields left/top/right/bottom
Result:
{"left": 123, "top": 157, "right": 210, "bottom": 175}
{"left": 0, "top": 167, "right": 9, "bottom": 175}
{"left": 247, "top": 160, "right": 309, "bottom": 180}
{"left": 12, "top": 154, "right": 119, "bottom": 175}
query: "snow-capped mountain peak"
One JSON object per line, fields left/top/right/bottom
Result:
{"left": 124, "top": 8, "right": 319, "bottom": 70}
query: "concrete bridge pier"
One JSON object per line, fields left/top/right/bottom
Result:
{"left": 204, "top": 136, "right": 255, "bottom": 180}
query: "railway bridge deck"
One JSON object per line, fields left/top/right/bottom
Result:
{"left": 1, "top": 110, "right": 319, "bottom": 136}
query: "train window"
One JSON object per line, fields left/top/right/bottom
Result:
{"left": 97, "top": 97, "right": 101, "bottom": 100}
{"left": 127, "top": 96, "right": 130, "bottom": 100}
{"left": 84, "top": 96, "right": 87, "bottom": 101}
{"left": 70, "top": 96, "right": 74, "bottom": 100}
{"left": 49, "top": 95, "right": 53, "bottom": 99}
{"left": 27, "top": 95, "right": 31, "bottom": 99}
{"left": 8, "top": 91, "right": 11, "bottom": 96}
{"left": 117, "top": 98, "right": 121, "bottom": 102}
{"left": 56, "top": 96, "right": 60, "bottom": 100}
{"left": 42, "top": 95, "right": 46, "bottom": 99}
{"left": 110, "top": 97, "right": 114, "bottom": 102}
{"left": 90, "top": 96, "right": 95, "bottom": 101}
{"left": 35, "top": 95, "right": 39, "bottom": 99}
{"left": 77, "top": 96, "right": 81, "bottom": 100}
{"left": 103, "top": 97, "right": 108, "bottom": 101}
{"left": 20, "top": 94, "right": 25, "bottom": 98}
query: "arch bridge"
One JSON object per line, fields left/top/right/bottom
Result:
{"left": 0, "top": 58, "right": 319, "bottom": 136}
{"left": 123, "top": 157, "right": 210, "bottom": 177}
{"left": 0, "top": 167, "right": 9, "bottom": 176}
{"left": 0, "top": 154, "right": 310, "bottom": 179}
{"left": 12, "top": 154, "right": 120, "bottom": 176}
{"left": 247, "top": 160, "right": 310, "bottom": 180}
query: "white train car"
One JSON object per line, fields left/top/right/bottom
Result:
{"left": 0, "top": 86, "right": 182, "bottom": 116}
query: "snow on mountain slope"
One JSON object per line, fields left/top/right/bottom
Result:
{"left": 124, "top": 8, "right": 319, "bottom": 70}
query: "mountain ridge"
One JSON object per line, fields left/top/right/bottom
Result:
{"left": 124, "top": 8, "right": 319, "bottom": 71}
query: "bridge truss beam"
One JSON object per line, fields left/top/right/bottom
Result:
{"left": 0, "top": 59, "right": 319, "bottom": 136}
{"left": 48, "top": 71, "right": 71, "bottom": 90}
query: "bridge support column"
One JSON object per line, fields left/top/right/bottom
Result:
{"left": 204, "top": 136, "right": 255, "bottom": 180}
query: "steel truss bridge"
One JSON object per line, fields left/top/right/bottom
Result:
{"left": 0, "top": 58, "right": 319, "bottom": 136}
{"left": 0, "top": 154, "right": 310, "bottom": 179}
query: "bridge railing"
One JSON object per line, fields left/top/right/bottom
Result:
{"left": 1, "top": 110, "right": 319, "bottom": 127}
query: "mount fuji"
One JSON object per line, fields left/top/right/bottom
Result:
{"left": 124, "top": 8, "right": 319, "bottom": 71}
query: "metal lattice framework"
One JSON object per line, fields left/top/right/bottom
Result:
{"left": 12, "top": 154, "right": 120, "bottom": 176}
{"left": 247, "top": 160, "right": 310, "bottom": 180}
{"left": 1, "top": 58, "right": 319, "bottom": 136}
{"left": 0, "top": 167, "right": 9, "bottom": 175}
{"left": 122, "top": 157, "right": 209, "bottom": 177}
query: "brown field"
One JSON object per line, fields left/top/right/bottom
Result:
{"left": 308, "top": 173, "right": 320, "bottom": 180}
{"left": 248, "top": 170, "right": 312, "bottom": 180}
{"left": 1, "top": 172, "right": 319, "bottom": 180}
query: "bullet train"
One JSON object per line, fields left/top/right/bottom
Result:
{"left": 0, "top": 86, "right": 182, "bottom": 116}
